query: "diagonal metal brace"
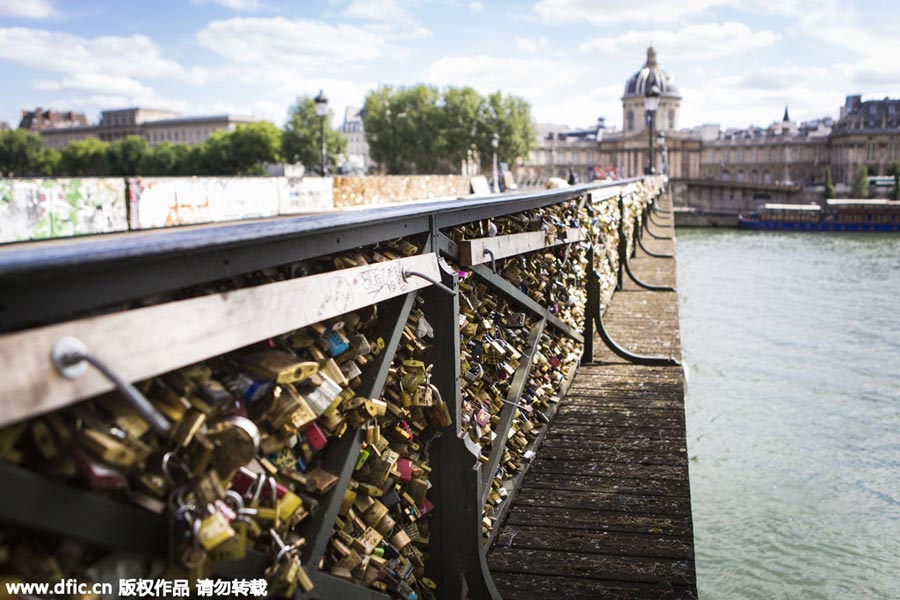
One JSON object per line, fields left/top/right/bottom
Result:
{"left": 594, "top": 304, "right": 680, "bottom": 366}
{"left": 638, "top": 233, "right": 675, "bottom": 258}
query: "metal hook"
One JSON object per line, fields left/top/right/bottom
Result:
{"left": 402, "top": 269, "right": 455, "bottom": 296}
{"left": 483, "top": 248, "right": 497, "bottom": 273}
{"left": 51, "top": 336, "right": 171, "bottom": 435}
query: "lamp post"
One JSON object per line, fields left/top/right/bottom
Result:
{"left": 491, "top": 133, "right": 500, "bottom": 193}
{"left": 314, "top": 90, "right": 328, "bottom": 176}
{"left": 644, "top": 83, "right": 660, "bottom": 175}
{"left": 657, "top": 131, "right": 667, "bottom": 175}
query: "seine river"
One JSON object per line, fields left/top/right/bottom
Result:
{"left": 676, "top": 229, "right": 900, "bottom": 599}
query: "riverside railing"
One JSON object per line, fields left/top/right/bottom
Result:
{"left": 0, "top": 175, "right": 676, "bottom": 600}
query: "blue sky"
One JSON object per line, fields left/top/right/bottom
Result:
{"left": 1, "top": 0, "right": 898, "bottom": 132}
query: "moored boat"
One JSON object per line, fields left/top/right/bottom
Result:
{"left": 738, "top": 199, "right": 900, "bottom": 232}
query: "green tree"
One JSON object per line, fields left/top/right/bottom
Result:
{"left": 824, "top": 167, "right": 835, "bottom": 199}
{"left": 364, "top": 84, "right": 445, "bottom": 174}
{"left": 363, "top": 86, "right": 404, "bottom": 174}
{"left": 141, "top": 142, "right": 181, "bottom": 175}
{"left": 850, "top": 165, "right": 869, "bottom": 198}
{"left": 363, "top": 85, "right": 537, "bottom": 175}
{"left": 107, "top": 135, "right": 151, "bottom": 176}
{"left": 283, "top": 97, "right": 346, "bottom": 174}
{"left": 890, "top": 161, "right": 900, "bottom": 200}
{"left": 32, "top": 147, "right": 61, "bottom": 176}
{"left": 60, "top": 137, "right": 109, "bottom": 176}
{"left": 0, "top": 129, "right": 50, "bottom": 176}
{"left": 475, "top": 92, "right": 537, "bottom": 170}
{"left": 228, "top": 121, "right": 283, "bottom": 175}
{"left": 440, "top": 86, "right": 484, "bottom": 170}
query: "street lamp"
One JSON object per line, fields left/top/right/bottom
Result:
{"left": 314, "top": 90, "right": 328, "bottom": 176}
{"left": 657, "top": 131, "right": 667, "bottom": 175}
{"left": 491, "top": 133, "right": 500, "bottom": 193}
{"left": 644, "top": 83, "right": 660, "bottom": 175}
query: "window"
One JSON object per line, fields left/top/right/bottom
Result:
{"left": 668, "top": 110, "right": 675, "bottom": 129}
{"left": 626, "top": 110, "right": 634, "bottom": 131}
{"left": 867, "top": 143, "right": 875, "bottom": 161}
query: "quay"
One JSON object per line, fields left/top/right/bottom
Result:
{"left": 488, "top": 197, "right": 698, "bottom": 599}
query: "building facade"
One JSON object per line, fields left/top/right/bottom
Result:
{"left": 515, "top": 120, "right": 606, "bottom": 184}
{"left": 340, "top": 107, "right": 372, "bottom": 173}
{"left": 698, "top": 111, "right": 833, "bottom": 185}
{"left": 36, "top": 107, "right": 260, "bottom": 149}
{"left": 829, "top": 95, "right": 900, "bottom": 185}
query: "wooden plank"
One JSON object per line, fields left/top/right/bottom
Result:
{"left": 0, "top": 253, "right": 442, "bottom": 427}
{"left": 504, "top": 506, "right": 693, "bottom": 536}
{"left": 534, "top": 445, "right": 688, "bottom": 465}
{"left": 521, "top": 472, "right": 691, "bottom": 497}
{"left": 544, "top": 425, "right": 687, "bottom": 440}
{"left": 494, "top": 525, "right": 694, "bottom": 560}
{"left": 514, "top": 487, "right": 691, "bottom": 515}
{"left": 527, "top": 460, "right": 688, "bottom": 482}
{"left": 488, "top": 547, "right": 694, "bottom": 585}
{"left": 491, "top": 572, "right": 698, "bottom": 600}
{"left": 458, "top": 227, "right": 586, "bottom": 265}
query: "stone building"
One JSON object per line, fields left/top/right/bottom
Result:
{"left": 37, "top": 107, "right": 260, "bottom": 149}
{"left": 829, "top": 95, "right": 900, "bottom": 185}
{"left": 340, "top": 107, "right": 372, "bottom": 173}
{"left": 698, "top": 109, "right": 833, "bottom": 185}
{"left": 516, "top": 120, "right": 606, "bottom": 184}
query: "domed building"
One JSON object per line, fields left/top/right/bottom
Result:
{"left": 596, "top": 47, "right": 702, "bottom": 179}
{"left": 622, "top": 47, "right": 681, "bottom": 134}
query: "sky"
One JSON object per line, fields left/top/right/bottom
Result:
{"left": 1, "top": 0, "right": 899, "bottom": 133}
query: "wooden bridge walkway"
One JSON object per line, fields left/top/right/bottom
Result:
{"left": 487, "top": 204, "right": 697, "bottom": 599}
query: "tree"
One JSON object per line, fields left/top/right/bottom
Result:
{"left": 283, "top": 96, "right": 346, "bottom": 173}
{"left": 228, "top": 122, "right": 283, "bottom": 175}
{"left": 850, "top": 165, "right": 869, "bottom": 198}
{"left": 363, "top": 85, "right": 445, "bottom": 174}
{"left": 363, "top": 85, "right": 537, "bottom": 175}
{"left": 363, "top": 86, "right": 403, "bottom": 174}
{"left": 890, "top": 161, "right": 900, "bottom": 200}
{"left": 824, "top": 167, "right": 835, "bottom": 199}
{"left": 441, "top": 86, "right": 484, "bottom": 170}
{"left": 142, "top": 142, "right": 181, "bottom": 175}
{"left": 0, "top": 129, "right": 51, "bottom": 176}
{"left": 107, "top": 135, "right": 150, "bottom": 176}
{"left": 476, "top": 92, "right": 537, "bottom": 170}
{"left": 60, "top": 137, "right": 109, "bottom": 176}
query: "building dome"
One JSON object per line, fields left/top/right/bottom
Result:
{"left": 623, "top": 47, "right": 680, "bottom": 98}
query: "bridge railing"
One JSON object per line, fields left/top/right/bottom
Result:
{"left": 0, "top": 175, "right": 670, "bottom": 600}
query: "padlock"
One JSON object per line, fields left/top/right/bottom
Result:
{"left": 196, "top": 510, "right": 236, "bottom": 551}
{"left": 239, "top": 350, "right": 318, "bottom": 384}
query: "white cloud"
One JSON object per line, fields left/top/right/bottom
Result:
{"left": 33, "top": 73, "right": 156, "bottom": 97}
{"left": 194, "top": 17, "right": 388, "bottom": 70}
{"left": 425, "top": 54, "right": 583, "bottom": 96}
{"left": 190, "top": 0, "right": 261, "bottom": 11}
{"left": 0, "top": 0, "right": 58, "bottom": 19}
{"left": 0, "top": 28, "right": 183, "bottom": 78}
{"left": 515, "top": 36, "right": 550, "bottom": 52}
{"left": 468, "top": 1, "right": 484, "bottom": 11}
{"left": 580, "top": 22, "right": 780, "bottom": 60}
{"left": 344, "top": 0, "right": 409, "bottom": 22}
{"left": 534, "top": 0, "right": 735, "bottom": 24}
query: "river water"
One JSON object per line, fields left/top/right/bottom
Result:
{"left": 676, "top": 229, "right": 900, "bottom": 599}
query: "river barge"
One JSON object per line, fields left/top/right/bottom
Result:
{"left": 738, "top": 199, "right": 900, "bottom": 231}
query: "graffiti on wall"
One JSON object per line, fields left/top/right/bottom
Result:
{"left": 0, "top": 178, "right": 127, "bottom": 243}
